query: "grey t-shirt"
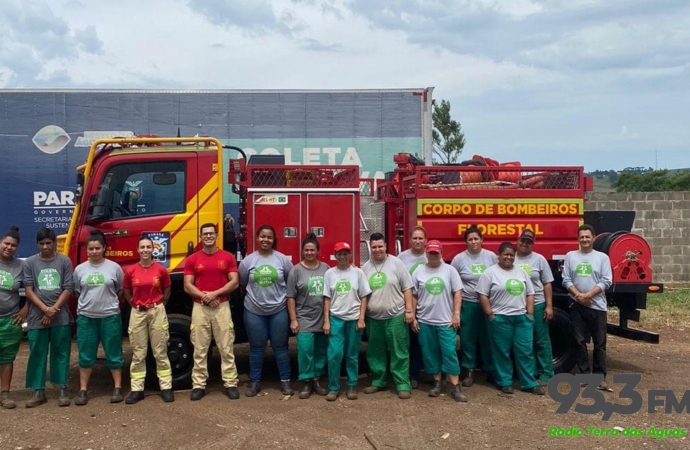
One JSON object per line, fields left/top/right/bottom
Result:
{"left": 74, "top": 259, "right": 124, "bottom": 318}
{"left": 562, "top": 249, "right": 613, "bottom": 311}
{"left": 323, "top": 266, "right": 372, "bottom": 321}
{"left": 397, "top": 250, "right": 427, "bottom": 275}
{"left": 0, "top": 258, "right": 23, "bottom": 317}
{"left": 412, "top": 262, "right": 463, "bottom": 326}
{"left": 23, "top": 254, "right": 74, "bottom": 329}
{"left": 450, "top": 249, "right": 497, "bottom": 303}
{"left": 362, "top": 255, "right": 413, "bottom": 320}
{"left": 476, "top": 265, "right": 535, "bottom": 316}
{"left": 515, "top": 252, "right": 554, "bottom": 305}
{"left": 286, "top": 262, "right": 329, "bottom": 333}
{"left": 240, "top": 251, "right": 293, "bottom": 316}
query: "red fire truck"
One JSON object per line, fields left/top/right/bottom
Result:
{"left": 58, "top": 137, "right": 662, "bottom": 388}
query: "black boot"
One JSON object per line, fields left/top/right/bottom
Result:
{"left": 461, "top": 370, "right": 475, "bottom": 387}
{"left": 450, "top": 384, "right": 468, "bottom": 402}
{"left": 280, "top": 381, "right": 294, "bottom": 396}
{"left": 429, "top": 380, "right": 443, "bottom": 397}
{"left": 246, "top": 382, "right": 261, "bottom": 397}
{"left": 58, "top": 386, "right": 71, "bottom": 407}
{"left": 126, "top": 391, "right": 146, "bottom": 404}
{"left": 299, "top": 382, "right": 312, "bottom": 399}
{"left": 312, "top": 379, "right": 328, "bottom": 396}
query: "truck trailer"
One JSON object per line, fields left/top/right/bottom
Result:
{"left": 59, "top": 136, "right": 663, "bottom": 388}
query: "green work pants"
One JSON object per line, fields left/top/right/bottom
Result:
{"left": 296, "top": 331, "right": 328, "bottom": 381}
{"left": 366, "top": 314, "right": 411, "bottom": 392}
{"left": 460, "top": 301, "right": 494, "bottom": 375}
{"left": 418, "top": 322, "right": 460, "bottom": 376}
{"left": 327, "top": 316, "right": 362, "bottom": 392}
{"left": 487, "top": 314, "right": 538, "bottom": 390}
{"left": 533, "top": 303, "right": 554, "bottom": 382}
{"left": 26, "top": 325, "right": 72, "bottom": 389}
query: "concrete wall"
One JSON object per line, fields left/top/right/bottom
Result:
{"left": 585, "top": 191, "right": 690, "bottom": 284}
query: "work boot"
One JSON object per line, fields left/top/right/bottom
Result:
{"left": 450, "top": 384, "right": 468, "bottom": 403}
{"left": 363, "top": 385, "right": 385, "bottom": 394}
{"left": 462, "top": 370, "right": 475, "bottom": 388}
{"left": 398, "top": 390, "right": 411, "bottom": 400}
{"left": 312, "top": 379, "right": 328, "bottom": 396}
{"left": 126, "top": 391, "right": 146, "bottom": 404}
{"left": 161, "top": 389, "right": 175, "bottom": 402}
{"left": 225, "top": 387, "right": 239, "bottom": 400}
{"left": 74, "top": 390, "right": 89, "bottom": 406}
{"left": 245, "top": 382, "right": 261, "bottom": 397}
{"left": 325, "top": 391, "right": 338, "bottom": 402}
{"left": 25, "top": 389, "right": 47, "bottom": 408}
{"left": 429, "top": 380, "right": 443, "bottom": 398}
{"left": 110, "top": 387, "right": 124, "bottom": 404}
{"left": 280, "top": 381, "right": 294, "bottom": 396}
{"left": 345, "top": 387, "right": 358, "bottom": 400}
{"left": 1, "top": 391, "right": 16, "bottom": 410}
{"left": 501, "top": 386, "right": 514, "bottom": 395}
{"left": 190, "top": 388, "right": 205, "bottom": 401}
{"left": 299, "top": 382, "right": 312, "bottom": 399}
{"left": 529, "top": 385, "right": 546, "bottom": 396}
{"left": 58, "top": 386, "right": 70, "bottom": 407}
{"left": 410, "top": 379, "right": 419, "bottom": 390}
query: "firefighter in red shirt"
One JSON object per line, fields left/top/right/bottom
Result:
{"left": 123, "top": 236, "right": 173, "bottom": 404}
{"left": 184, "top": 223, "right": 240, "bottom": 401}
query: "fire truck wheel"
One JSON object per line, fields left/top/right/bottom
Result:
{"left": 166, "top": 314, "right": 194, "bottom": 390}
{"left": 549, "top": 308, "right": 577, "bottom": 374}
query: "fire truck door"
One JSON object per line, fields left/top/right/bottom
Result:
{"left": 306, "top": 193, "right": 356, "bottom": 266}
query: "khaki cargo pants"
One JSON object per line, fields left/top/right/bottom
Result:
{"left": 129, "top": 303, "right": 173, "bottom": 391}
{"left": 190, "top": 302, "right": 239, "bottom": 389}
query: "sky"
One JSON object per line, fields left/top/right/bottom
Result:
{"left": 0, "top": 0, "right": 688, "bottom": 171}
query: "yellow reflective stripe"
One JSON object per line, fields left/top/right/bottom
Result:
{"left": 157, "top": 369, "right": 172, "bottom": 377}
{"left": 222, "top": 370, "right": 238, "bottom": 380}
{"left": 162, "top": 323, "right": 169, "bottom": 331}
{"left": 190, "top": 324, "right": 194, "bottom": 331}
{"left": 228, "top": 321, "right": 234, "bottom": 330}
{"left": 127, "top": 328, "right": 133, "bottom": 334}
{"left": 131, "top": 371, "right": 147, "bottom": 380}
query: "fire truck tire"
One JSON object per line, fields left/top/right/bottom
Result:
{"left": 165, "top": 314, "right": 194, "bottom": 390}
{"left": 549, "top": 308, "right": 577, "bottom": 374}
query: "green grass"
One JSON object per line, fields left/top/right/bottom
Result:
{"left": 609, "top": 288, "right": 690, "bottom": 328}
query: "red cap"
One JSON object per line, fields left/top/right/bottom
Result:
{"left": 333, "top": 242, "right": 352, "bottom": 253}
{"left": 425, "top": 240, "right": 443, "bottom": 253}
{"left": 518, "top": 229, "right": 536, "bottom": 242}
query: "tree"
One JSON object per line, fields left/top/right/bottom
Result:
{"left": 432, "top": 99, "right": 466, "bottom": 164}
{"left": 613, "top": 169, "right": 690, "bottom": 192}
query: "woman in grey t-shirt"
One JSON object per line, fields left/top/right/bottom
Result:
{"left": 476, "top": 242, "right": 544, "bottom": 396}
{"left": 286, "top": 234, "right": 329, "bottom": 399}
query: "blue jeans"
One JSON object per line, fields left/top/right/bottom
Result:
{"left": 244, "top": 308, "right": 291, "bottom": 383}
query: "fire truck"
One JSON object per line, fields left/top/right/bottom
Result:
{"left": 58, "top": 137, "right": 663, "bottom": 388}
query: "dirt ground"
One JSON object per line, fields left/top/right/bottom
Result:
{"left": 1, "top": 327, "right": 689, "bottom": 450}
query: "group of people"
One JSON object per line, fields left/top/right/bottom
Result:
{"left": 0, "top": 219, "right": 612, "bottom": 409}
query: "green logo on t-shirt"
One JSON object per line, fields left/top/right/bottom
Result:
{"left": 335, "top": 279, "right": 352, "bottom": 295}
{"left": 471, "top": 263, "right": 487, "bottom": 275}
{"left": 0, "top": 270, "right": 14, "bottom": 290}
{"left": 254, "top": 265, "right": 278, "bottom": 288}
{"left": 576, "top": 263, "right": 593, "bottom": 277}
{"left": 87, "top": 273, "right": 105, "bottom": 287}
{"left": 517, "top": 263, "right": 532, "bottom": 276}
{"left": 38, "top": 268, "right": 61, "bottom": 290}
{"left": 307, "top": 276, "right": 324, "bottom": 296}
{"left": 505, "top": 279, "right": 525, "bottom": 296}
{"left": 409, "top": 263, "right": 423, "bottom": 275}
{"left": 425, "top": 277, "right": 445, "bottom": 295}
{"left": 369, "top": 272, "right": 387, "bottom": 290}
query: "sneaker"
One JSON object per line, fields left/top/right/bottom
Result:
{"left": 126, "top": 391, "right": 146, "bottom": 404}
{"left": 429, "top": 380, "right": 443, "bottom": 398}
{"left": 363, "top": 385, "right": 385, "bottom": 394}
{"left": 410, "top": 379, "right": 419, "bottom": 390}
{"left": 74, "top": 390, "right": 89, "bottom": 406}
{"left": 161, "top": 389, "right": 175, "bottom": 403}
{"left": 325, "top": 391, "right": 338, "bottom": 402}
{"left": 345, "top": 387, "right": 358, "bottom": 400}
{"left": 398, "top": 390, "right": 411, "bottom": 400}
{"left": 190, "top": 388, "right": 205, "bottom": 401}
{"left": 299, "top": 382, "right": 312, "bottom": 399}
{"left": 1, "top": 392, "right": 16, "bottom": 410}
{"left": 225, "top": 387, "right": 239, "bottom": 400}
{"left": 25, "top": 389, "right": 47, "bottom": 408}
{"left": 529, "top": 386, "right": 546, "bottom": 396}
{"left": 500, "top": 386, "right": 514, "bottom": 395}
{"left": 280, "top": 381, "right": 294, "bottom": 396}
{"left": 245, "top": 382, "right": 261, "bottom": 397}
{"left": 58, "top": 386, "right": 71, "bottom": 407}
{"left": 461, "top": 370, "right": 474, "bottom": 388}
{"left": 110, "top": 388, "right": 124, "bottom": 404}
{"left": 450, "top": 384, "right": 468, "bottom": 403}
{"left": 312, "top": 379, "right": 328, "bottom": 396}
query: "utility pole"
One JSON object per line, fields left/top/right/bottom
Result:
{"left": 655, "top": 149, "right": 658, "bottom": 170}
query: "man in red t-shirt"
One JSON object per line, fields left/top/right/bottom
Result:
{"left": 183, "top": 223, "right": 240, "bottom": 401}
{"left": 123, "top": 237, "right": 173, "bottom": 404}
